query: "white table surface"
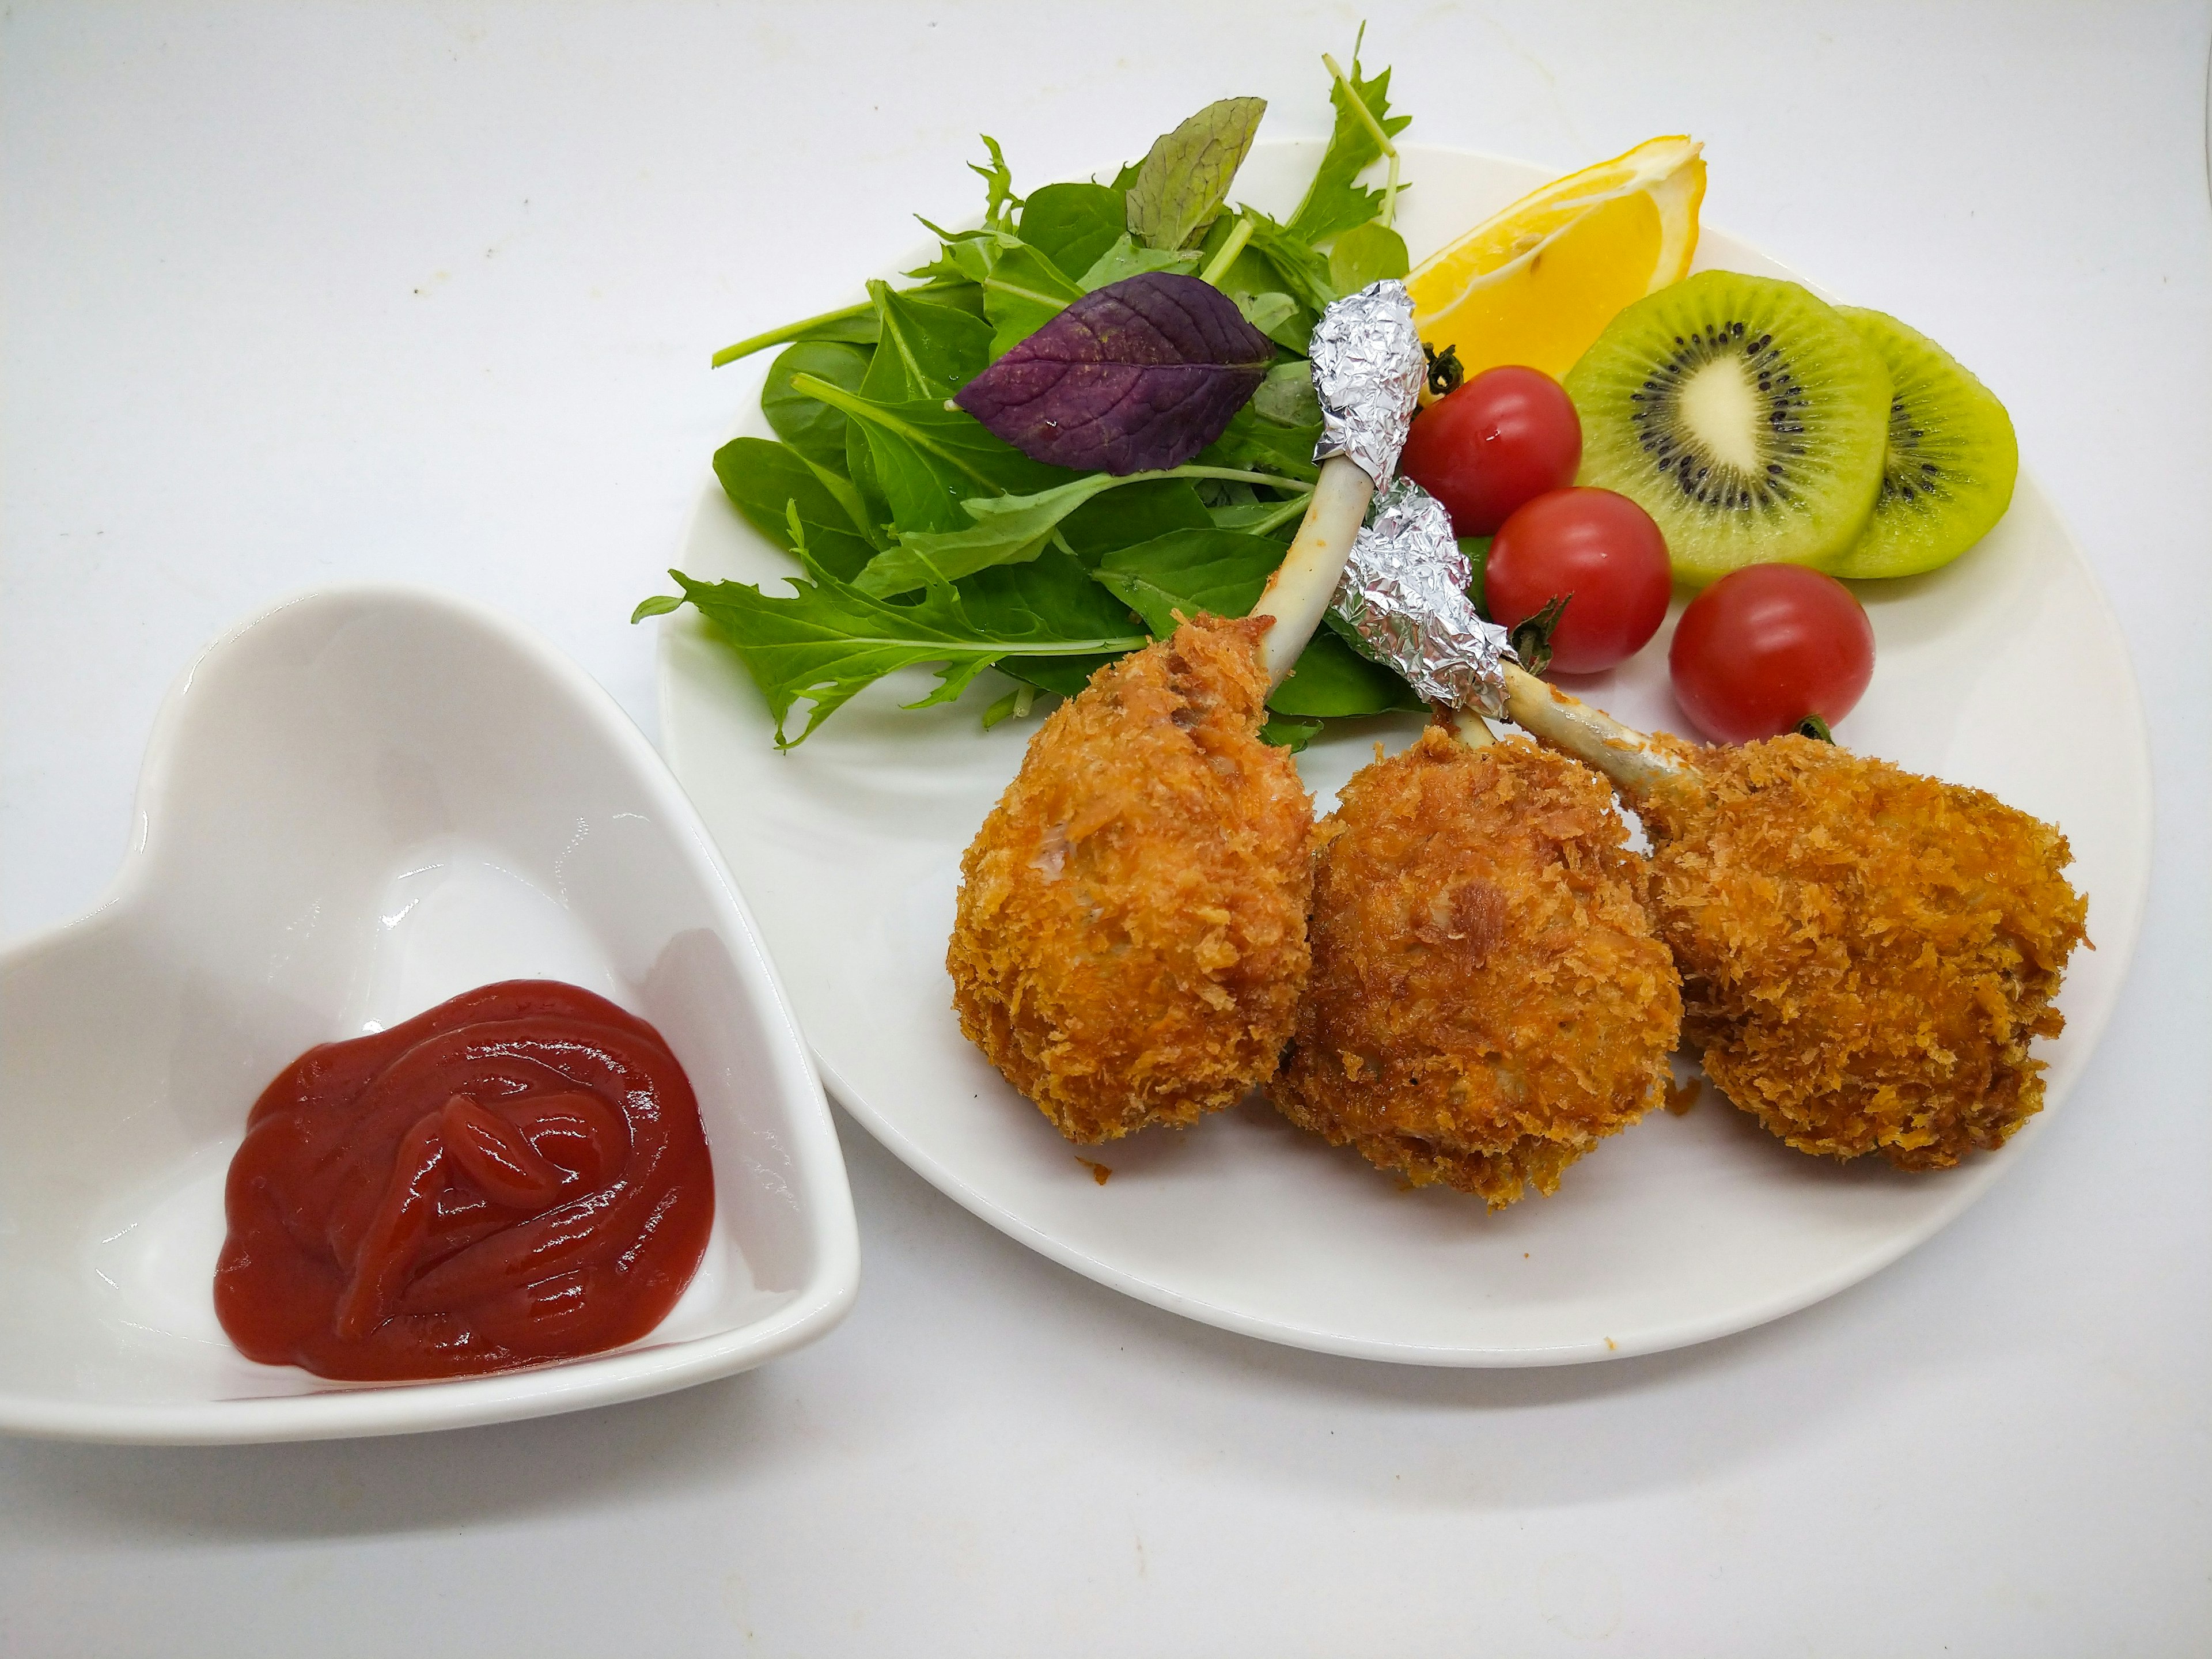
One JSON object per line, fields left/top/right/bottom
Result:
{"left": 4, "top": 3, "right": 2207, "bottom": 1653}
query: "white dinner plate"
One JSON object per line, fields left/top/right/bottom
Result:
{"left": 654, "top": 141, "right": 2151, "bottom": 1365}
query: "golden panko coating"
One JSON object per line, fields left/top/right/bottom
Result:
{"left": 1274, "top": 729, "right": 1683, "bottom": 1208}
{"left": 948, "top": 615, "right": 1316, "bottom": 1143}
{"left": 1638, "top": 734, "right": 2090, "bottom": 1169}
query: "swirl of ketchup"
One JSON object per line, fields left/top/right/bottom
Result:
{"left": 214, "top": 981, "right": 714, "bottom": 1381}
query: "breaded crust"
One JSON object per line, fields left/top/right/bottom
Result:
{"left": 1274, "top": 729, "right": 1682, "bottom": 1209}
{"left": 1640, "top": 735, "right": 2089, "bottom": 1169}
{"left": 948, "top": 615, "right": 1316, "bottom": 1143}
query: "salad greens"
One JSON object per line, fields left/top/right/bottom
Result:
{"left": 643, "top": 35, "right": 1431, "bottom": 749}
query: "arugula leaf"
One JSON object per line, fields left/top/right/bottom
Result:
{"left": 1096, "top": 531, "right": 1423, "bottom": 717}
{"left": 711, "top": 437, "right": 878, "bottom": 581}
{"left": 855, "top": 473, "right": 1120, "bottom": 594}
{"left": 1285, "top": 50, "right": 1411, "bottom": 244}
{"left": 793, "top": 374, "right": 1069, "bottom": 533}
{"left": 649, "top": 547, "right": 1146, "bottom": 747}
{"left": 856, "top": 464, "right": 1303, "bottom": 596}
{"left": 968, "top": 135, "right": 1021, "bottom": 232}
{"left": 971, "top": 548, "right": 1147, "bottom": 695}
{"left": 1018, "top": 182, "right": 1128, "bottom": 281}
{"left": 1127, "top": 97, "right": 1267, "bottom": 251}
{"left": 1327, "top": 220, "right": 1410, "bottom": 293}
{"left": 763, "top": 341, "right": 870, "bottom": 470}
{"left": 1238, "top": 211, "right": 1338, "bottom": 315}
{"left": 860, "top": 280, "right": 993, "bottom": 401}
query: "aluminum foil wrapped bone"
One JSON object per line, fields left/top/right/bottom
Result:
{"left": 1308, "top": 279, "right": 1426, "bottom": 488}
{"left": 1331, "top": 477, "right": 1517, "bottom": 718}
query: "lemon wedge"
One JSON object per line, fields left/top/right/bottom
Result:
{"left": 1408, "top": 136, "right": 1706, "bottom": 381}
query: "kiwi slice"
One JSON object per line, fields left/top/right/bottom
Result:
{"left": 1827, "top": 308, "right": 2017, "bottom": 579}
{"left": 1565, "top": 271, "right": 1890, "bottom": 585}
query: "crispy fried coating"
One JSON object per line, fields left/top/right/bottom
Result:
{"left": 1637, "top": 735, "right": 2089, "bottom": 1169}
{"left": 1274, "top": 729, "right": 1682, "bottom": 1208}
{"left": 948, "top": 615, "right": 1316, "bottom": 1143}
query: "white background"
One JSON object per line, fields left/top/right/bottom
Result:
{"left": 3, "top": 2, "right": 2207, "bottom": 1654}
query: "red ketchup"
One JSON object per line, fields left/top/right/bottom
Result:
{"left": 214, "top": 981, "right": 714, "bottom": 1381}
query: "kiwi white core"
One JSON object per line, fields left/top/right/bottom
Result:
{"left": 1678, "top": 358, "right": 1763, "bottom": 473}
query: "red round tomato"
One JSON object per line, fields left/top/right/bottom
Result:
{"left": 1400, "top": 365, "right": 1582, "bottom": 535}
{"left": 1484, "top": 488, "right": 1672, "bottom": 675}
{"left": 1669, "top": 565, "right": 1876, "bottom": 744}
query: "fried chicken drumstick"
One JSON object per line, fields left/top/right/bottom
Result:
{"left": 1273, "top": 715, "right": 1683, "bottom": 1208}
{"left": 1502, "top": 667, "right": 2089, "bottom": 1168}
{"left": 949, "top": 287, "right": 1422, "bottom": 1143}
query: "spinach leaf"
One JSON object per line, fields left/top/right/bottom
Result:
{"left": 643, "top": 545, "right": 1146, "bottom": 747}
{"left": 1019, "top": 182, "right": 1128, "bottom": 281}
{"left": 860, "top": 280, "right": 994, "bottom": 401}
{"left": 1327, "top": 220, "right": 1410, "bottom": 294}
{"left": 711, "top": 437, "right": 879, "bottom": 581}
{"left": 1285, "top": 51, "right": 1410, "bottom": 244}
{"left": 763, "top": 341, "right": 870, "bottom": 470}
{"left": 1126, "top": 97, "right": 1267, "bottom": 251}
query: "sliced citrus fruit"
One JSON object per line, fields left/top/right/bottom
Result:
{"left": 1407, "top": 136, "right": 1706, "bottom": 381}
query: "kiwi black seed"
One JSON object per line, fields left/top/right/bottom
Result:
{"left": 1565, "top": 271, "right": 1890, "bottom": 585}
{"left": 1827, "top": 308, "right": 2018, "bottom": 579}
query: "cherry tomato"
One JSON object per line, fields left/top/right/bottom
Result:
{"left": 1669, "top": 565, "right": 1876, "bottom": 744}
{"left": 1484, "top": 488, "right": 1672, "bottom": 675}
{"left": 1400, "top": 365, "right": 1582, "bottom": 535}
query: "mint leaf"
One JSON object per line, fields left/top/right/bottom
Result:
{"left": 1286, "top": 52, "right": 1410, "bottom": 244}
{"left": 1127, "top": 97, "right": 1267, "bottom": 251}
{"left": 655, "top": 551, "right": 1145, "bottom": 747}
{"left": 763, "top": 340, "right": 870, "bottom": 470}
{"left": 711, "top": 437, "right": 879, "bottom": 581}
{"left": 1018, "top": 182, "right": 1128, "bottom": 281}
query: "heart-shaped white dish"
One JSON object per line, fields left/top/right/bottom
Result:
{"left": 0, "top": 586, "right": 858, "bottom": 1443}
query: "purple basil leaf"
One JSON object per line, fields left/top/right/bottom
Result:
{"left": 953, "top": 271, "right": 1275, "bottom": 476}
